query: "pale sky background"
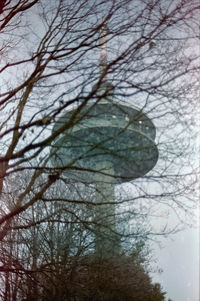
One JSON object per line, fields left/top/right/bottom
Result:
{"left": 151, "top": 217, "right": 199, "bottom": 301}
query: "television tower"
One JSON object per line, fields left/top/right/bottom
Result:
{"left": 51, "top": 21, "right": 158, "bottom": 257}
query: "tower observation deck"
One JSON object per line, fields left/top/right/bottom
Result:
{"left": 50, "top": 22, "right": 158, "bottom": 257}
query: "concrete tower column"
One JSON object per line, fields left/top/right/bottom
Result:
{"left": 94, "top": 161, "right": 120, "bottom": 257}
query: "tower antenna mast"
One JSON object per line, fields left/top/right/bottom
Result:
{"left": 99, "top": 19, "right": 108, "bottom": 76}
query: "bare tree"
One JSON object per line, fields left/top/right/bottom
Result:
{"left": 0, "top": 170, "right": 158, "bottom": 300}
{"left": 0, "top": 0, "right": 199, "bottom": 299}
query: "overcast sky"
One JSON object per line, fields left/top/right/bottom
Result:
{"left": 152, "top": 221, "right": 199, "bottom": 301}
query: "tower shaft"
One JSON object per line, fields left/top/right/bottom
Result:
{"left": 94, "top": 161, "right": 120, "bottom": 257}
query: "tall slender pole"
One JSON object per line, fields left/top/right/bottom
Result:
{"left": 99, "top": 19, "right": 108, "bottom": 75}
{"left": 97, "top": 19, "right": 114, "bottom": 101}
